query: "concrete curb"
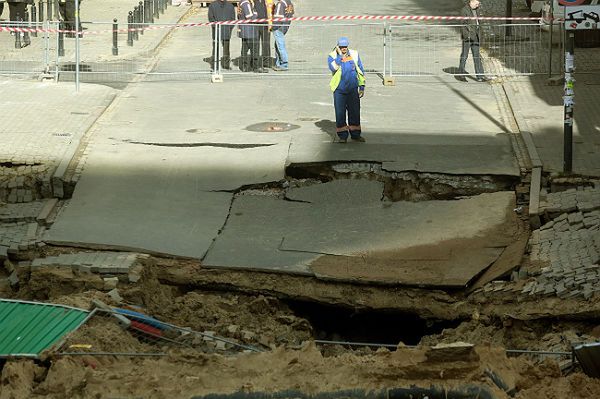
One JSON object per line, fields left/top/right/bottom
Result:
{"left": 502, "top": 81, "right": 544, "bottom": 227}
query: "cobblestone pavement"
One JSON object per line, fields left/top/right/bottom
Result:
{"left": 477, "top": 184, "right": 600, "bottom": 300}
{"left": 0, "top": 81, "right": 116, "bottom": 203}
{"left": 31, "top": 251, "right": 147, "bottom": 280}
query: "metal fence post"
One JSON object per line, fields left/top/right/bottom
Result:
{"left": 58, "top": 22, "right": 64, "bottom": 56}
{"left": 563, "top": 31, "right": 574, "bottom": 174}
{"left": 128, "top": 11, "right": 134, "bottom": 46}
{"left": 112, "top": 18, "right": 118, "bottom": 55}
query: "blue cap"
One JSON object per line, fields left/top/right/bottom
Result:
{"left": 337, "top": 37, "right": 349, "bottom": 47}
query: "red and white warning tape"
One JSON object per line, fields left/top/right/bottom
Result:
{"left": 0, "top": 15, "right": 542, "bottom": 35}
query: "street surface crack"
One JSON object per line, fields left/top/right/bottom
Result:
{"left": 120, "top": 140, "right": 274, "bottom": 149}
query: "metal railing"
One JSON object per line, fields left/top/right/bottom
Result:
{"left": 1, "top": 18, "right": 591, "bottom": 85}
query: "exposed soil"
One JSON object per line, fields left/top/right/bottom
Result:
{"left": 2, "top": 256, "right": 600, "bottom": 399}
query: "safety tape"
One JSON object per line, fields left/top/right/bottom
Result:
{"left": 0, "top": 15, "right": 542, "bottom": 35}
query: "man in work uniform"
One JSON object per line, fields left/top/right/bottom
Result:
{"left": 207, "top": 0, "right": 236, "bottom": 70}
{"left": 59, "top": 0, "right": 83, "bottom": 37}
{"left": 238, "top": 0, "right": 260, "bottom": 72}
{"left": 272, "top": 0, "right": 294, "bottom": 71}
{"left": 457, "top": 0, "right": 489, "bottom": 82}
{"left": 327, "top": 37, "right": 366, "bottom": 143}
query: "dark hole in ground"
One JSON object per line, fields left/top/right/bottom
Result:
{"left": 286, "top": 300, "right": 462, "bottom": 347}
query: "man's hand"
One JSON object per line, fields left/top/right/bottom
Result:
{"left": 358, "top": 87, "right": 365, "bottom": 98}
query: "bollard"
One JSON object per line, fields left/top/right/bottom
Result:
{"left": 46, "top": 0, "right": 52, "bottom": 21}
{"left": 127, "top": 11, "right": 134, "bottom": 46}
{"left": 58, "top": 22, "right": 65, "bottom": 56}
{"left": 133, "top": 7, "right": 139, "bottom": 41}
{"left": 147, "top": 0, "right": 154, "bottom": 24}
{"left": 138, "top": 2, "right": 144, "bottom": 34}
{"left": 32, "top": 4, "right": 38, "bottom": 37}
{"left": 112, "top": 18, "right": 118, "bottom": 56}
{"left": 23, "top": 11, "right": 31, "bottom": 45}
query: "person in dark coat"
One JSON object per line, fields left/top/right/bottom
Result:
{"left": 208, "top": 0, "right": 236, "bottom": 70}
{"left": 238, "top": 0, "right": 260, "bottom": 72}
{"left": 457, "top": 0, "right": 489, "bottom": 82}
{"left": 254, "top": 0, "right": 271, "bottom": 71}
{"left": 59, "top": 0, "right": 83, "bottom": 37}
{"left": 6, "top": 0, "right": 32, "bottom": 47}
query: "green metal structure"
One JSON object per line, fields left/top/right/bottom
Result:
{"left": 0, "top": 299, "right": 89, "bottom": 358}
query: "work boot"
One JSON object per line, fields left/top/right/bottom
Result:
{"left": 351, "top": 136, "right": 366, "bottom": 143}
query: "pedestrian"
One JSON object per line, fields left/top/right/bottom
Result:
{"left": 327, "top": 37, "right": 366, "bottom": 143}
{"left": 59, "top": 0, "right": 83, "bottom": 38}
{"left": 6, "top": 0, "right": 32, "bottom": 47}
{"left": 207, "top": 0, "right": 236, "bottom": 70}
{"left": 0, "top": 2, "right": 4, "bottom": 19}
{"left": 238, "top": 0, "right": 260, "bottom": 72}
{"left": 6, "top": 0, "right": 30, "bottom": 22}
{"left": 254, "top": 0, "right": 271, "bottom": 71}
{"left": 272, "top": 0, "right": 294, "bottom": 71}
{"left": 457, "top": 0, "right": 490, "bottom": 82}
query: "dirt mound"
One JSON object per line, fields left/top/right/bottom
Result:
{"left": 4, "top": 343, "right": 592, "bottom": 399}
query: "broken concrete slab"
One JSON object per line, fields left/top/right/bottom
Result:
{"left": 203, "top": 196, "right": 315, "bottom": 274}
{"left": 288, "top": 136, "right": 520, "bottom": 177}
{"left": 45, "top": 184, "right": 232, "bottom": 259}
{"left": 204, "top": 182, "right": 519, "bottom": 287}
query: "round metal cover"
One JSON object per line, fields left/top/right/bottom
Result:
{"left": 245, "top": 122, "right": 300, "bottom": 132}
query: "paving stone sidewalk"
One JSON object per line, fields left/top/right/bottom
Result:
{"left": 0, "top": 81, "right": 116, "bottom": 203}
{"left": 504, "top": 75, "right": 600, "bottom": 177}
{"left": 0, "top": 0, "right": 192, "bottom": 66}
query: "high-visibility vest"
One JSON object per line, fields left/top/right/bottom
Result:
{"left": 329, "top": 49, "right": 366, "bottom": 92}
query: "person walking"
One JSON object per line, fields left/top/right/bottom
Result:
{"left": 272, "top": 0, "right": 294, "bottom": 71}
{"left": 327, "top": 37, "right": 366, "bottom": 143}
{"left": 207, "top": 0, "right": 236, "bottom": 70}
{"left": 254, "top": 0, "right": 271, "bottom": 71}
{"left": 238, "top": 0, "right": 259, "bottom": 72}
{"left": 457, "top": 0, "right": 489, "bottom": 82}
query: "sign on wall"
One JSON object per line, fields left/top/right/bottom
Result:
{"left": 564, "top": 5, "right": 600, "bottom": 29}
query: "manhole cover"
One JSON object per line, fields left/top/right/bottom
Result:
{"left": 245, "top": 122, "right": 300, "bottom": 132}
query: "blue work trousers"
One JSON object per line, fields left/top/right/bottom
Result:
{"left": 334, "top": 89, "right": 361, "bottom": 139}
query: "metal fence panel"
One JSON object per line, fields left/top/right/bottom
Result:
{"left": 0, "top": 21, "right": 50, "bottom": 76}
{"left": 217, "top": 22, "right": 385, "bottom": 76}
{"left": 389, "top": 23, "right": 552, "bottom": 77}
